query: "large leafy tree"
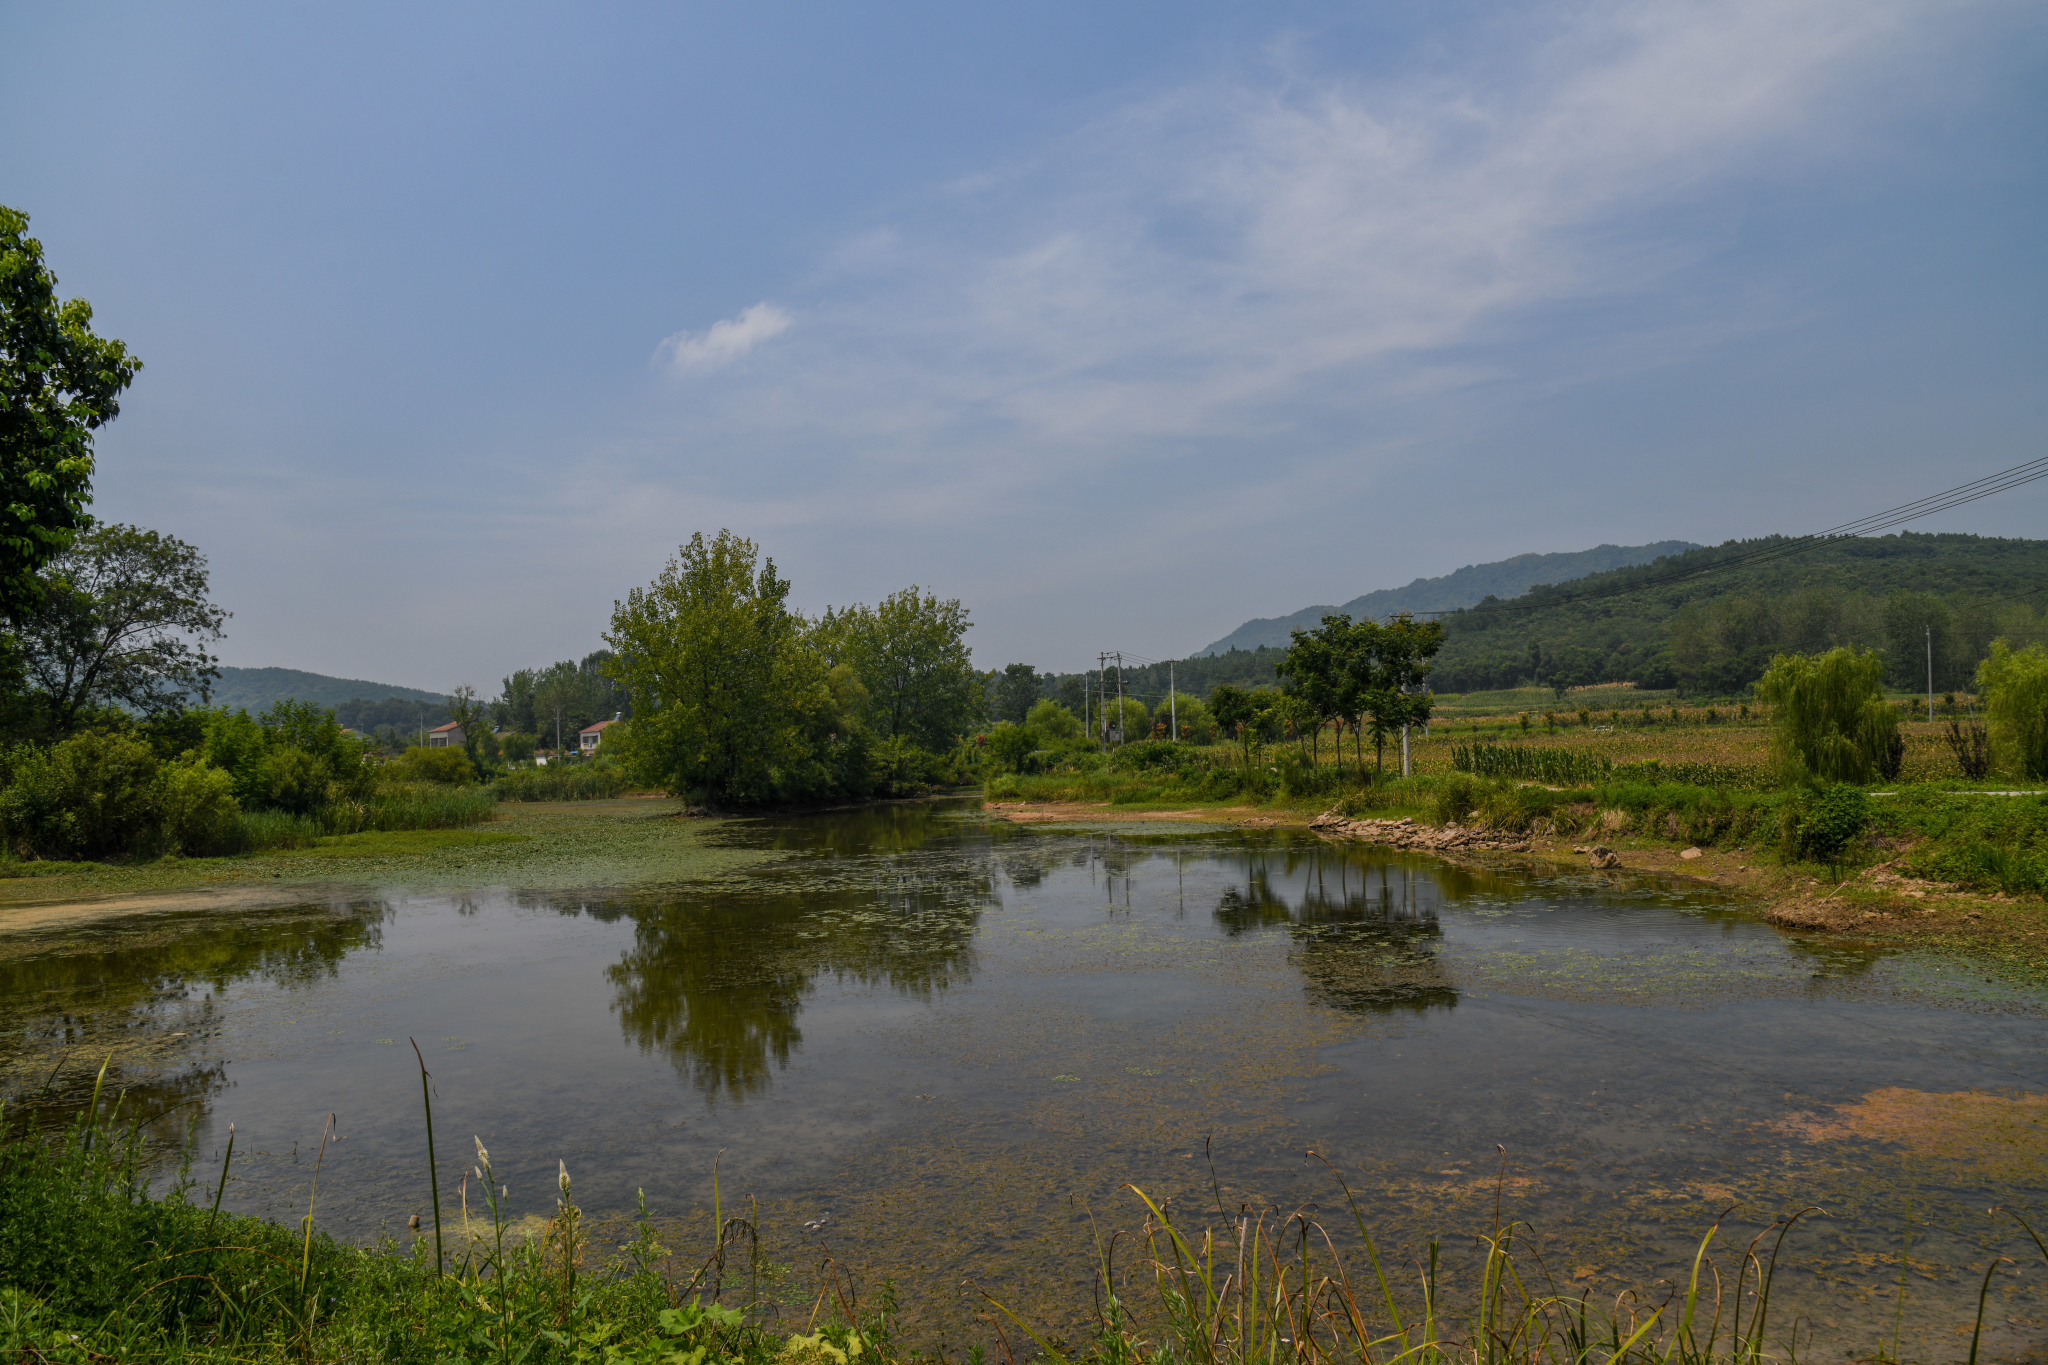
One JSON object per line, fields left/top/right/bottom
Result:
{"left": 0, "top": 207, "right": 140, "bottom": 618}
{"left": 604, "top": 530, "right": 821, "bottom": 804}
{"left": 819, "top": 586, "right": 977, "bottom": 750}
{"left": 16, "top": 522, "right": 227, "bottom": 734}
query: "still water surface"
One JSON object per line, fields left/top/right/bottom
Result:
{"left": 3, "top": 799, "right": 2045, "bottom": 1358}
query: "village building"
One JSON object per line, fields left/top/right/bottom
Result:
{"left": 426, "top": 721, "right": 463, "bottom": 748}
{"left": 578, "top": 715, "right": 619, "bottom": 754}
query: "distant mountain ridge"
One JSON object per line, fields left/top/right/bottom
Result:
{"left": 203, "top": 666, "right": 446, "bottom": 712}
{"left": 1194, "top": 541, "right": 1702, "bottom": 656}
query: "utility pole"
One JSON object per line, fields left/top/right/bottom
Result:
{"left": 1927, "top": 625, "right": 1934, "bottom": 722}
{"left": 1114, "top": 652, "right": 1126, "bottom": 746}
{"left": 1169, "top": 661, "right": 1177, "bottom": 741}
{"left": 1097, "top": 653, "right": 1108, "bottom": 750}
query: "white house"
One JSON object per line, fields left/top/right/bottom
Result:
{"left": 578, "top": 715, "right": 620, "bottom": 754}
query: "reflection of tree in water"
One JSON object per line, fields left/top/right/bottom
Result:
{"left": 592, "top": 809, "right": 998, "bottom": 1105}
{"left": 0, "top": 898, "right": 390, "bottom": 1136}
{"left": 1213, "top": 846, "right": 1458, "bottom": 1015}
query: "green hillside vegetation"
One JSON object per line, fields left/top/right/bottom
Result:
{"left": 1196, "top": 540, "right": 1698, "bottom": 654}
{"left": 206, "top": 666, "right": 446, "bottom": 712}
{"left": 1433, "top": 532, "right": 2048, "bottom": 696}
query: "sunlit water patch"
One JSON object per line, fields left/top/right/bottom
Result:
{"left": 2, "top": 799, "right": 2045, "bottom": 1359}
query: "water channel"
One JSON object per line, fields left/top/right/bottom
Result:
{"left": 3, "top": 799, "right": 2045, "bottom": 1359}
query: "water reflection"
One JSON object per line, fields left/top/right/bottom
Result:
{"left": 1210, "top": 844, "right": 1458, "bottom": 1014}
{"left": 594, "top": 806, "right": 996, "bottom": 1103}
{"left": 0, "top": 897, "right": 390, "bottom": 1136}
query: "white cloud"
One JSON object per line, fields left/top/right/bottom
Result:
{"left": 639, "top": 0, "right": 1959, "bottom": 470}
{"left": 654, "top": 302, "right": 794, "bottom": 373}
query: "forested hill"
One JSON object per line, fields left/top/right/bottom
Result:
{"left": 204, "top": 666, "right": 446, "bottom": 712}
{"left": 1195, "top": 540, "right": 1699, "bottom": 655}
{"left": 1433, "top": 532, "right": 2048, "bottom": 696}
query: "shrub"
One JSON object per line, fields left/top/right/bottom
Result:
{"left": 1025, "top": 699, "right": 1081, "bottom": 742}
{"left": 500, "top": 731, "right": 537, "bottom": 764}
{"left": 0, "top": 732, "right": 162, "bottom": 860}
{"left": 1785, "top": 783, "right": 1870, "bottom": 870}
{"left": 157, "top": 759, "right": 241, "bottom": 855}
{"left": 1434, "top": 774, "right": 1479, "bottom": 825}
{"left": 1978, "top": 639, "right": 2048, "bottom": 779}
{"left": 986, "top": 722, "right": 1036, "bottom": 772}
{"left": 392, "top": 745, "right": 475, "bottom": 784}
{"left": 1758, "top": 647, "right": 1897, "bottom": 785}
{"left": 263, "top": 746, "right": 332, "bottom": 815}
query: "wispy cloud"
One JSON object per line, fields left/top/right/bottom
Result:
{"left": 654, "top": 302, "right": 794, "bottom": 373}
{"left": 629, "top": 0, "right": 1964, "bottom": 499}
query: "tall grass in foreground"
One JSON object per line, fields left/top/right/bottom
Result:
{"left": 0, "top": 1055, "right": 878, "bottom": 1365}
{"left": 7, "top": 1066, "right": 2047, "bottom": 1363}
{"left": 990, "top": 1153, "right": 2048, "bottom": 1365}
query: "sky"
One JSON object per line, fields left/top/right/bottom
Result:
{"left": 3, "top": 0, "right": 2044, "bottom": 689}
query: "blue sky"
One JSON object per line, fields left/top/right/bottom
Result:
{"left": 4, "top": 0, "right": 2044, "bottom": 689}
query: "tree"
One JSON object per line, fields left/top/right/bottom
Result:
{"left": 1025, "top": 698, "right": 1081, "bottom": 742}
{"left": 447, "top": 684, "right": 494, "bottom": 769}
{"left": 1757, "top": 647, "right": 1898, "bottom": 784}
{"left": 1352, "top": 616, "right": 1445, "bottom": 773}
{"left": 820, "top": 586, "right": 977, "bottom": 750}
{"left": 604, "top": 530, "right": 821, "bottom": 805}
{"left": 0, "top": 207, "right": 141, "bottom": 620}
{"left": 992, "top": 662, "right": 1040, "bottom": 724}
{"left": 1208, "top": 683, "right": 1267, "bottom": 767}
{"left": 1978, "top": 639, "right": 2048, "bottom": 780}
{"left": 14, "top": 523, "right": 227, "bottom": 734}
{"left": 1278, "top": 615, "right": 1362, "bottom": 773}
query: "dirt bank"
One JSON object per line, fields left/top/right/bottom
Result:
{"left": 981, "top": 798, "right": 2048, "bottom": 956}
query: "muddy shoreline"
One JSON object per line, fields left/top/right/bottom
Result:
{"left": 982, "top": 798, "right": 2048, "bottom": 957}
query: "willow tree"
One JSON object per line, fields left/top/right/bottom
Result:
{"left": 1978, "top": 639, "right": 2048, "bottom": 779}
{"left": 1757, "top": 647, "right": 1900, "bottom": 784}
{"left": 604, "top": 530, "right": 821, "bottom": 805}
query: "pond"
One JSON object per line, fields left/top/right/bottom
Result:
{"left": 3, "top": 798, "right": 2045, "bottom": 1360}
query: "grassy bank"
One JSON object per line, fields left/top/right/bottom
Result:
{"left": 7, "top": 1085, "right": 2047, "bottom": 1365}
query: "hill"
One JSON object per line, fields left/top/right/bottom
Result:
{"left": 1195, "top": 541, "right": 1700, "bottom": 655}
{"left": 204, "top": 666, "right": 447, "bottom": 713}
{"left": 1433, "top": 532, "right": 2048, "bottom": 697}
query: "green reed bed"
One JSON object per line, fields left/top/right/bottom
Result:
{"left": 231, "top": 785, "right": 502, "bottom": 852}
{"left": 493, "top": 765, "right": 635, "bottom": 803}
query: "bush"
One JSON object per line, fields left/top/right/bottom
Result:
{"left": 0, "top": 732, "right": 162, "bottom": 860}
{"left": 1434, "top": 774, "right": 1479, "bottom": 825}
{"left": 392, "top": 745, "right": 475, "bottom": 784}
{"left": 157, "top": 759, "right": 241, "bottom": 855}
{"left": 986, "top": 722, "right": 1037, "bottom": 772}
{"left": 263, "top": 746, "right": 332, "bottom": 815}
{"left": 1785, "top": 783, "right": 1870, "bottom": 870}
{"left": 1025, "top": 699, "right": 1081, "bottom": 742}
{"left": 1978, "top": 639, "right": 2048, "bottom": 780}
{"left": 500, "top": 731, "right": 537, "bottom": 764}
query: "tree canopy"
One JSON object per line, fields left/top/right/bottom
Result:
{"left": 15, "top": 522, "right": 226, "bottom": 734}
{"left": 0, "top": 207, "right": 140, "bottom": 619}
